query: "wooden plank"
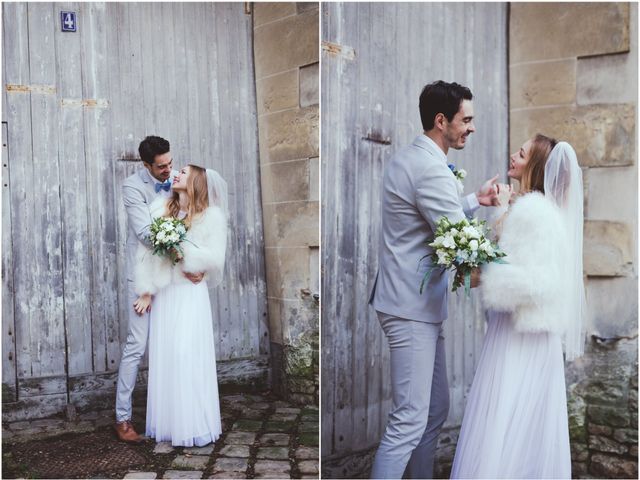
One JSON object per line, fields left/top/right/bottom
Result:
{"left": 18, "top": 375, "right": 67, "bottom": 397}
{"left": 54, "top": 1, "right": 93, "bottom": 377}
{"left": 23, "top": 2, "right": 66, "bottom": 379}
{"left": 79, "top": 2, "right": 119, "bottom": 372}
{"left": 2, "top": 394, "right": 67, "bottom": 422}
{"left": 2, "top": 119, "right": 17, "bottom": 402}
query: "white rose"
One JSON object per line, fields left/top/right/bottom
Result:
{"left": 469, "top": 239, "right": 479, "bottom": 251}
{"left": 157, "top": 231, "right": 166, "bottom": 241}
{"left": 432, "top": 236, "right": 445, "bottom": 247}
{"left": 442, "top": 234, "right": 456, "bottom": 249}
{"left": 462, "top": 226, "right": 481, "bottom": 239}
{"left": 437, "top": 251, "right": 450, "bottom": 265}
{"left": 458, "top": 168, "right": 467, "bottom": 179}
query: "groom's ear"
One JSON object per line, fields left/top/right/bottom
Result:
{"left": 434, "top": 112, "right": 446, "bottom": 131}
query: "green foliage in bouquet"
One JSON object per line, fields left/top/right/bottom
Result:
{"left": 148, "top": 216, "right": 188, "bottom": 265}
{"left": 419, "top": 216, "right": 507, "bottom": 296}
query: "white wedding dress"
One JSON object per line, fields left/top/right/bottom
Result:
{"left": 143, "top": 210, "right": 222, "bottom": 447}
{"left": 451, "top": 184, "right": 582, "bottom": 479}
{"left": 450, "top": 310, "right": 571, "bottom": 479}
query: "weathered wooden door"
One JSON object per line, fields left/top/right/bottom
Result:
{"left": 2, "top": 2, "right": 268, "bottom": 421}
{"left": 321, "top": 2, "right": 508, "bottom": 475}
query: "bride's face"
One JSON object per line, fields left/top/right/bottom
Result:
{"left": 172, "top": 166, "right": 191, "bottom": 191}
{"left": 508, "top": 139, "right": 532, "bottom": 180}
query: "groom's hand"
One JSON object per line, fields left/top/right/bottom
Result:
{"left": 476, "top": 174, "right": 500, "bottom": 206}
{"left": 184, "top": 271, "right": 205, "bottom": 284}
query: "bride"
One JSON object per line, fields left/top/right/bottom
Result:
{"left": 451, "top": 135, "right": 587, "bottom": 478}
{"left": 132, "top": 164, "right": 228, "bottom": 447}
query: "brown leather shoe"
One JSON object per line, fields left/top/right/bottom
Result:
{"left": 114, "top": 420, "right": 143, "bottom": 443}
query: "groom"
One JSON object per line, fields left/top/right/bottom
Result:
{"left": 114, "top": 135, "right": 203, "bottom": 442}
{"left": 369, "top": 81, "right": 499, "bottom": 478}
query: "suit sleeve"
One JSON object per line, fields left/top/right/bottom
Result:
{"left": 461, "top": 193, "right": 480, "bottom": 218}
{"left": 415, "top": 166, "right": 467, "bottom": 231}
{"left": 123, "top": 183, "right": 153, "bottom": 248}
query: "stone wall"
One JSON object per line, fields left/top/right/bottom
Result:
{"left": 253, "top": 2, "right": 319, "bottom": 404}
{"left": 510, "top": 2, "right": 638, "bottom": 478}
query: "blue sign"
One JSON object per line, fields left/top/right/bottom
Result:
{"left": 61, "top": 11, "right": 76, "bottom": 32}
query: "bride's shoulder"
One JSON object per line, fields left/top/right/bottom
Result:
{"left": 193, "top": 205, "right": 227, "bottom": 228}
{"left": 505, "top": 191, "right": 562, "bottom": 232}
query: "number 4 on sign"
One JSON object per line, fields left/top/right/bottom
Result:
{"left": 61, "top": 11, "right": 76, "bottom": 32}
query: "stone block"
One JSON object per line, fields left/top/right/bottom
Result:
{"left": 211, "top": 456, "right": 249, "bottom": 473}
{"left": 184, "top": 445, "right": 215, "bottom": 455}
{"left": 256, "top": 70, "right": 299, "bottom": 116}
{"left": 275, "top": 407, "right": 301, "bottom": 415}
{"left": 309, "top": 157, "right": 319, "bottom": 201}
{"left": 510, "top": 3, "right": 630, "bottom": 63}
{"left": 256, "top": 446, "right": 290, "bottom": 460}
{"left": 588, "top": 424, "right": 613, "bottom": 436}
{"left": 260, "top": 432, "right": 291, "bottom": 446}
{"left": 163, "top": 471, "right": 203, "bottom": 479}
{"left": 259, "top": 105, "right": 319, "bottom": 163}
{"left": 578, "top": 55, "right": 638, "bottom": 106}
{"left": 253, "top": 459, "right": 291, "bottom": 476}
{"left": 299, "top": 422, "right": 319, "bottom": 433}
{"left": 253, "top": 2, "right": 297, "bottom": 28}
{"left": 296, "top": 2, "right": 318, "bottom": 14}
{"left": 590, "top": 453, "right": 638, "bottom": 478}
{"left": 585, "top": 166, "right": 638, "bottom": 222}
{"left": 613, "top": 428, "right": 639, "bottom": 444}
{"left": 124, "top": 473, "right": 158, "bottom": 479}
{"left": 630, "top": 445, "right": 638, "bottom": 457}
{"left": 585, "top": 277, "right": 638, "bottom": 337}
{"left": 567, "top": 392, "right": 587, "bottom": 443}
{"left": 232, "top": 419, "right": 263, "bottom": 432}
{"left": 510, "top": 59, "right": 576, "bottom": 109}
{"left": 299, "top": 62, "right": 319, "bottom": 107}
{"left": 207, "top": 473, "right": 245, "bottom": 479}
{"left": 261, "top": 159, "right": 310, "bottom": 203}
{"left": 584, "top": 378, "right": 628, "bottom": 406}
{"left": 584, "top": 220, "right": 633, "bottom": 276}
{"left": 224, "top": 431, "right": 257, "bottom": 445}
{"left": 571, "top": 443, "right": 589, "bottom": 462}
{"left": 240, "top": 407, "right": 266, "bottom": 420}
{"left": 263, "top": 247, "right": 313, "bottom": 301}
{"left": 171, "top": 455, "right": 210, "bottom": 470}
{"left": 264, "top": 419, "right": 296, "bottom": 433}
{"left": 266, "top": 298, "right": 284, "bottom": 344}
{"left": 269, "top": 413, "right": 298, "bottom": 422}
{"left": 510, "top": 104, "right": 636, "bottom": 168}
{"left": 588, "top": 405, "right": 630, "bottom": 427}
{"left": 263, "top": 201, "right": 320, "bottom": 249}
{"left": 219, "top": 444, "right": 251, "bottom": 458}
{"left": 254, "top": 9, "right": 319, "bottom": 78}
{"left": 298, "top": 460, "right": 319, "bottom": 475}
{"left": 571, "top": 461, "right": 588, "bottom": 477}
{"left": 589, "top": 434, "right": 627, "bottom": 454}
{"left": 154, "top": 442, "right": 175, "bottom": 454}
{"left": 294, "top": 446, "right": 318, "bottom": 460}
{"left": 298, "top": 432, "right": 318, "bottom": 446}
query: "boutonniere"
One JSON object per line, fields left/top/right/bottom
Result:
{"left": 448, "top": 164, "right": 467, "bottom": 193}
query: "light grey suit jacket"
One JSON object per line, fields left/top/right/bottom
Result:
{"left": 370, "top": 134, "right": 479, "bottom": 323}
{"left": 123, "top": 168, "right": 177, "bottom": 281}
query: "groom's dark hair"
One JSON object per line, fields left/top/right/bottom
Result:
{"left": 139, "top": 135, "right": 170, "bottom": 165}
{"left": 419, "top": 81, "right": 473, "bottom": 131}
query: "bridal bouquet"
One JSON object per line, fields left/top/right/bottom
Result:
{"left": 419, "top": 216, "right": 506, "bottom": 295}
{"left": 149, "top": 216, "right": 188, "bottom": 264}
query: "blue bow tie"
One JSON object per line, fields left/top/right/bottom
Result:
{"left": 155, "top": 181, "right": 171, "bottom": 193}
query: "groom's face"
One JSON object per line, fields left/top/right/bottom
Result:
{"left": 145, "top": 152, "right": 173, "bottom": 182}
{"left": 444, "top": 99, "right": 475, "bottom": 150}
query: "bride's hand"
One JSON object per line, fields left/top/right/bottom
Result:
{"left": 133, "top": 293, "right": 152, "bottom": 316}
{"left": 496, "top": 183, "right": 514, "bottom": 207}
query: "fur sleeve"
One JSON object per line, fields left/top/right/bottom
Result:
{"left": 181, "top": 206, "right": 228, "bottom": 277}
{"left": 480, "top": 192, "right": 565, "bottom": 312}
{"left": 133, "top": 243, "right": 172, "bottom": 295}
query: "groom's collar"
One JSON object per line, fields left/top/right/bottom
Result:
{"left": 139, "top": 167, "right": 163, "bottom": 185}
{"left": 413, "top": 134, "right": 448, "bottom": 163}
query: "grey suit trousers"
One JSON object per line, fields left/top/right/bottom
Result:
{"left": 370, "top": 313, "right": 449, "bottom": 479}
{"left": 115, "top": 281, "right": 150, "bottom": 422}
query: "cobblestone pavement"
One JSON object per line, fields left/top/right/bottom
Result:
{"left": 2, "top": 391, "right": 319, "bottom": 479}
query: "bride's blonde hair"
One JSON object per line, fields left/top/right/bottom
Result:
{"left": 164, "top": 164, "right": 209, "bottom": 227}
{"left": 520, "top": 133, "right": 557, "bottom": 194}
